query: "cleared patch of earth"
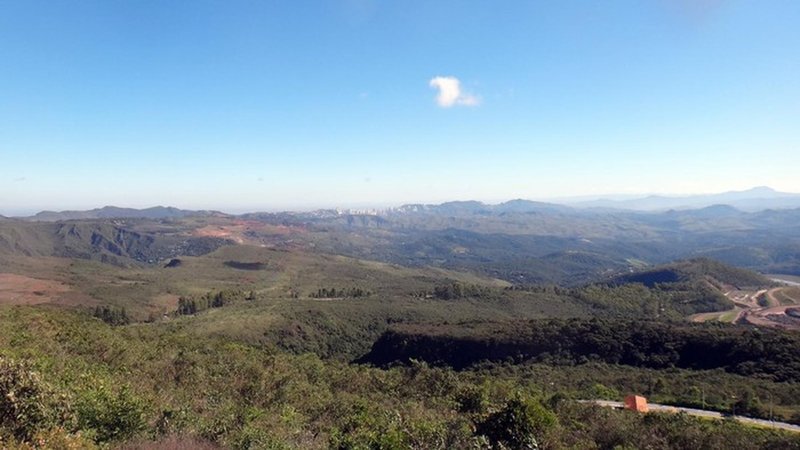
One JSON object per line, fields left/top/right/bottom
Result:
{"left": 690, "top": 287, "right": 800, "bottom": 330}
{"left": 740, "top": 288, "right": 800, "bottom": 330}
{"left": 690, "top": 307, "right": 743, "bottom": 323}
{"left": 191, "top": 221, "right": 306, "bottom": 246}
{"left": 0, "top": 273, "right": 71, "bottom": 305}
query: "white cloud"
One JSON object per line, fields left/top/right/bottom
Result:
{"left": 429, "top": 76, "right": 480, "bottom": 108}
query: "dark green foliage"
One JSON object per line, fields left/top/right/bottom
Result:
{"left": 164, "top": 258, "right": 182, "bottom": 268}
{"left": 455, "top": 385, "right": 488, "bottom": 414}
{"left": 76, "top": 384, "right": 147, "bottom": 443}
{"left": 309, "top": 287, "right": 371, "bottom": 299}
{"left": 429, "top": 282, "right": 494, "bottom": 300}
{"left": 476, "top": 395, "right": 556, "bottom": 449}
{"left": 362, "top": 319, "right": 800, "bottom": 381}
{"left": 176, "top": 289, "right": 256, "bottom": 315}
{"left": 609, "top": 258, "right": 773, "bottom": 288}
{"left": 176, "top": 297, "right": 197, "bottom": 315}
{"left": 223, "top": 260, "right": 266, "bottom": 270}
{"left": 93, "top": 306, "right": 130, "bottom": 326}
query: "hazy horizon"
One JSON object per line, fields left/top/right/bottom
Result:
{"left": 3, "top": 185, "right": 798, "bottom": 217}
{"left": 2, "top": 2, "right": 799, "bottom": 213}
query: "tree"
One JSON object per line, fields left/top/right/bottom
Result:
{"left": 477, "top": 395, "right": 557, "bottom": 450}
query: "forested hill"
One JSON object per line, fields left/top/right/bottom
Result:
{"left": 607, "top": 258, "right": 773, "bottom": 288}
{"left": 360, "top": 319, "right": 800, "bottom": 381}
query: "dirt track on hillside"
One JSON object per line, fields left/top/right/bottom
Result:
{"left": 690, "top": 287, "right": 800, "bottom": 330}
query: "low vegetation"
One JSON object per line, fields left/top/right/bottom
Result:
{"left": 0, "top": 306, "right": 798, "bottom": 449}
{"left": 2, "top": 213, "right": 799, "bottom": 448}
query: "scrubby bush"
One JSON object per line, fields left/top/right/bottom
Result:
{"left": 456, "top": 385, "right": 488, "bottom": 414}
{"left": 75, "top": 382, "right": 147, "bottom": 443}
{"left": 476, "top": 395, "right": 557, "bottom": 450}
{"left": 0, "top": 357, "right": 73, "bottom": 442}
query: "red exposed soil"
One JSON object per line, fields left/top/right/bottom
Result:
{"left": 0, "top": 273, "right": 71, "bottom": 305}
{"left": 739, "top": 288, "right": 800, "bottom": 330}
{"left": 191, "top": 221, "right": 304, "bottom": 245}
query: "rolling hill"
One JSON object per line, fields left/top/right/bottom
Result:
{"left": 0, "top": 220, "right": 231, "bottom": 266}
{"left": 24, "top": 205, "right": 223, "bottom": 222}
{"left": 608, "top": 258, "right": 773, "bottom": 289}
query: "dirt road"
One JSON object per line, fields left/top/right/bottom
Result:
{"left": 690, "top": 286, "right": 800, "bottom": 330}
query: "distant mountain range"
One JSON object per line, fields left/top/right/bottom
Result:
{"left": 4, "top": 187, "right": 800, "bottom": 282}
{"left": 388, "top": 187, "right": 800, "bottom": 216}
{"left": 566, "top": 186, "right": 800, "bottom": 212}
{"left": 11, "top": 186, "right": 800, "bottom": 221}
{"left": 23, "top": 206, "right": 223, "bottom": 222}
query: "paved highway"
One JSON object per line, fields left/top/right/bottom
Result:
{"left": 583, "top": 400, "right": 800, "bottom": 433}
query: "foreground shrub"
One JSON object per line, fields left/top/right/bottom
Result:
{"left": 0, "top": 357, "right": 73, "bottom": 442}
{"left": 476, "top": 395, "right": 557, "bottom": 450}
{"left": 75, "top": 382, "right": 147, "bottom": 443}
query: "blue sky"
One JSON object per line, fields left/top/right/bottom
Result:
{"left": 1, "top": 1, "right": 799, "bottom": 214}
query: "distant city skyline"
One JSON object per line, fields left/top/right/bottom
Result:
{"left": 2, "top": 1, "right": 799, "bottom": 214}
